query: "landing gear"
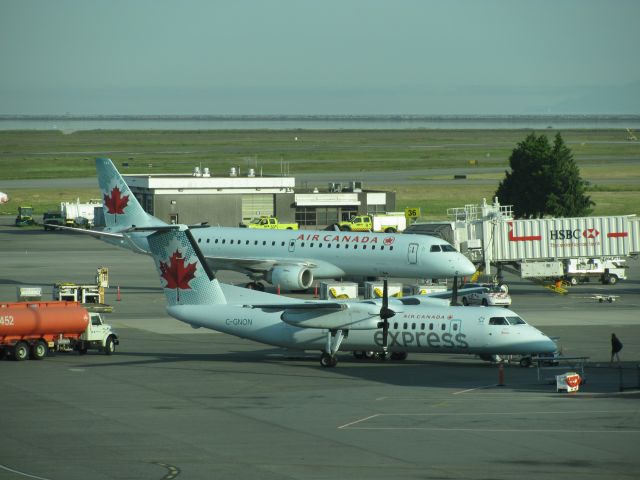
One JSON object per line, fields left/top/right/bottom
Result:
{"left": 320, "top": 329, "right": 347, "bottom": 368}
{"left": 320, "top": 352, "right": 338, "bottom": 368}
{"left": 352, "top": 351, "right": 408, "bottom": 361}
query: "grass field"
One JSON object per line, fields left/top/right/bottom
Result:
{"left": 1, "top": 129, "right": 639, "bottom": 219}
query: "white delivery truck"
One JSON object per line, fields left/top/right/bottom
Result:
{"left": 563, "top": 258, "right": 628, "bottom": 285}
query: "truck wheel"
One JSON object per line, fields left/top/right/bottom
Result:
{"left": 568, "top": 277, "right": 578, "bottom": 286}
{"left": 30, "top": 340, "right": 48, "bottom": 360}
{"left": 384, "top": 227, "right": 396, "bottom": 233}
{"left": 104, "top": 336, "right": 116, "bottom": 355}
{"left": 13, "top": 341, "right": 29, "bottom": 361}
{"left": 340, "top": 225, "right": 350, "bottom": 231}
{"left": 608, "top": 275, "right": 618, "bottom": 285}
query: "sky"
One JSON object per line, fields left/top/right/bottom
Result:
{"left": 1, "top": 0, "right": 639, "bottom": 115}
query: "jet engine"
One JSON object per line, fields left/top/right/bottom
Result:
{"left": 268, "top": 265, "right": 314, "bottom": 290}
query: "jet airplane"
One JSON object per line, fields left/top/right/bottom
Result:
{"left": 90, "top": 158, "right": 476, "bottom": 290}
{"left": 140, "top": 224, "right": 557, "bottom": 367}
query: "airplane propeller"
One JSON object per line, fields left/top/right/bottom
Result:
{"left": 377, "top": 279, "right": 396, "bottom": 350}
{"left": 450, "top": 275, "right": 460, "bottom": 306}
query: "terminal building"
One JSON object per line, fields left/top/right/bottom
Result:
{"left": 123, "top": 167, "right": 396, "bottom": 228}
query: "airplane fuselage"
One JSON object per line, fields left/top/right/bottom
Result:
{"left": 167, "top": 301, "right": 555, "bottom": 356}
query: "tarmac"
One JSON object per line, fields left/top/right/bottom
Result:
{"left": 1, "top": 222, "right": 639, "bottom": 480}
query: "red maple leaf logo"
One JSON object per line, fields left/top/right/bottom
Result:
{"left": 160, "top": 250, "right": 197, "bottom": 301}
{"left": 383, "top": 237, "right": 395, "bottom": 246}
{"left": 104, "top": 186, "right": 129, "bottom": 217}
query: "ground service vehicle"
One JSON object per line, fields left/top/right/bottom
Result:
{"left": 0, "top": 301, "right": 118, "bottom": 361}
{"left": 15, "top": 206, "right": 35, "bottom": 226}
{"left": 563, "top": 258, "right": 628, "bottom": 285}
{"left": 241, "top": 216, "right": 299, "bottom": 230}
{"left": 338, "top": 213, "right": 407, "bottom": 233}
{"left": 43, "top": 211, "right": 64, "bottom": 230}
{"left": 459, "top": 283, "right": 512, "bottom": 307}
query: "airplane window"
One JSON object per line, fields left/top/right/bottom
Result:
{"left": 237, "top": 239, "right": 241, "bottom": 244}
{"left": 327, "top": 244, "right": 331, "bottom": 248}
{"left": 272, "top": 241, "right": 276, "bottom": 246}
{"left": 371, "top": 245, "right": 376, "bottom": 250}
{"left": 389, "top": 246, "right": 393, "bottom": 251}
{"left": 394, "top": 322, "right": 398, "bottom": 329}
{"left": 353, "top": 245, "right": 358, "bottom": 250}
{"left": 411, "top": 323, "right": 416, "bottom": 330}
{"left": 301, "top": 242, "right": 305, "bottom": 247}
{"left": 441, "top": 245, "right": 457, "bottom": 252}
{"left": 489, "top": 317, "right": 508, "bottom": 326}
{"left": 254, "top": 241, "right": 258, "bottom": 245}
{"left": 362, "top": 245, "right": 367, "bottom": 250}
{"left": 506, "top": 316, "right": 526, "bottom": 325}
{"left": 230, "top": 240, "right": 234, "bottom": 244}
{"left": 262, "top": 241, "right": 266, "bottom": 246}
{"left": 441, "top": 323, "right": 446, "bottom": 331}
{"left": 310, "top": 243, "right": 314, "bottom": 247}
{"left": 197, "top": 238, "right": 201, "bottom": 243}
{"left": 430, "top": 245, "right": 442, "bottom": 252}
{"left": 420, "top": 323, "right": 425, "bottom": 330}
{"left": 207, "top": 239, "right": 210, "bottom": 243}
{"left": 215, "top": 239, "right": 219, "bottom": 244}
{"left": 453, "top": 323, "right": 458, "bottom": 330}
{"left": 403, "top": 322, "right": 408, "bottom": 329}
{"left": 222, "top": 239, "right": 226, "bottom": 244}
{"left": 429, "top": 323, "right": 433, "bottom": 330}
{"left": 380, "top": 246, "right": 384, "bottom": 251}
{"left": 281, "top": 241, "right": 285, "bottom": 246}
{"left": 319, "top": 243, "right": 323, "bottom": 248}
{"left": 336, "top": 244, "right": 340, "bottom": 248}
{"left": 246, "top": 240, "right": 250, "bottom": 245}
{"left": 344, "top": 244, "right": 349, "bottom": 249}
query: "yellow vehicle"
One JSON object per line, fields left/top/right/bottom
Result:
{"left": 338, "top": 213, "right": 406, "bottom": 233}
{"left": 241, "top": 215, "right": 298, "bottom": 230}
{"left": 15, "top": 206, "right": 35, "bottom": 226}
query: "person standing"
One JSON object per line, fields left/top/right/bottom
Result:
{"left": 611, "top": 333, "right": 623, "bottom": 364}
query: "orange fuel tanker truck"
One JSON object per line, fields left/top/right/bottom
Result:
{"left": 0, "top": 301, "right": 119, "bottom": 361}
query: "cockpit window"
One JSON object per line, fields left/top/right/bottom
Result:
{"left": 430, "top": 245, "right": 442, "bottom": 252}
{"left": 489, "top": 317, "right": 508, "bottom": 326}
{"left": 506, "top": 316, "right": 526, "bottom": 325}
{"left": 440, "top": 244, "right": 456, "bottom": 252}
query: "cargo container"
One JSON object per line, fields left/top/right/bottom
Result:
{"left": 0, "top": 301, "right": 118, "bottom": 361}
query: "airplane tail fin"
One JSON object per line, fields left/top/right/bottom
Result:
{"left": 145, "top": 225, "right": 227, "bottom": 306}
{"left": 96, "top": 157, "right": 167, "bottom": 228}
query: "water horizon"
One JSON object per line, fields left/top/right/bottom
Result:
{"left": 1, "top": 114, "right": 639, "bottom": 131}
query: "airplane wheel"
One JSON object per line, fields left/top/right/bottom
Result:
{"left": 320, "top": 352, "right": 337, "bottom": 368}
{"left": 519, "top": 357, "right": 532, "bottom": 368}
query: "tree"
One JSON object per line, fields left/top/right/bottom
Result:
{"left": 495, "top": 132, "right": 593, "bottom": 218}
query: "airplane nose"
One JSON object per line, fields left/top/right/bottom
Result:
{"left": 455, "top": 256, "right": 476, "bottom": 277}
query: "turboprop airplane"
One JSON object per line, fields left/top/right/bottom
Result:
{"left": 139, "top": 224, "right": 557, "bottom": 367}
{"left": 85, "top": 158, "right": 476, "bottom": 290}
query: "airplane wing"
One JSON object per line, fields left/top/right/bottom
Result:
{"left": 250, "top": 300, "right": 383, "bottom": 330}
{"left": 205, "top": 255, "right": 317, "bottom": 274}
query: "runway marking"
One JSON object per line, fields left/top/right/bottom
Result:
{"left": 153, "top": 462, "right": 180, "bottom": 479}
{"left": 339, "top": 410, "right": 639, "bottom": 432}
{"left": 338, "top": 414, "right": 381, "bottom": 429}
{"left": 452, "top": 384, "right": 495, "bottom": 395}
{"left": 0, "top": 464, "right": 53, "bottom": 480}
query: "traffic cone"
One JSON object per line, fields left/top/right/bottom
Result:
{"left": 277, "top": 284, "right": 281, "bottom": 295}
{"left": 498, "top": 362, "right": 505, "bottom": 386}
{"left": 117, "top": 286, "right": 121, "bottom": 302}
{"left": 313, "top": 285, "right": 319, "bottom": 298}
